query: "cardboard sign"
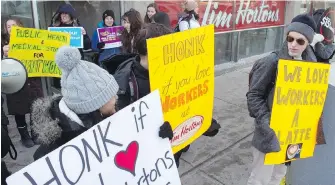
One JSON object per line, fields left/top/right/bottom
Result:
{"left": 147, "top": 24, "right": 215, "bottom": 153}
{"left": 264, "top": 60, "right": 330, "bottom": 165}
{"left": 97, "top": 26, "right": 124, "bottom": 49}
{"left": 8, "top": 27, "right": 70, "bottom": 78}
{"left": 48, "top": 27, "right": 83, "bottom": 48}
{"left": 6, "top": 90, "right": 181, "bottom": 185}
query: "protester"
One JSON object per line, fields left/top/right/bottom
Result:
{"left": 50, "top": 4, "right": 91, "bottom": 56}
{"left": 1, "top": 18, "right": 22, "bottom": 58}
{"left": 311, "top": 34, "right": 335, "bottom": 63}
{"left": 120, "top": 9, "right": 143, "bottom": 54}
{"left": 177, "top": 0, "right": 200, "bottom": 31}
{"left": 49, "top": 3, "right": 92, "bottom": 89}
{"left": 311, "top": 9, "right": 335, "bottom": 63}
{"left": 114, "top": 23, "right": 220, "bottom": 167}
{"left": 246, "top": 14, "right": 317, "bottom": 185}
{"left": 31, "top": 46, "right": 173, "bottom": 160}
{"left": 153, "top": 12, "right": 171, "bottom": 30}
{"left": 144, "top": 3, "right": 159, "bottom": 24}
{"left": 1, "top": 18, "right": 43, "bottom": 148}
{"left": 91, "top": 10, "right": 121, "bottom": 64}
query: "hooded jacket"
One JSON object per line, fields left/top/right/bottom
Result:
{"left": 31, "top": 96, "right": 103, "bottom": 160}
{"left": 50, "top": 4, "right": 91, "bottom": 53}
{"left": 91, "top": 21, "right": 121, "bottom": 64}
{"left": 247, "top": 42, "right": 317, "bottom": 154}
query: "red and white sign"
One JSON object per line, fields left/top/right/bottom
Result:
{"left": 156, "top": 0, "right": 286, "bottom": 33}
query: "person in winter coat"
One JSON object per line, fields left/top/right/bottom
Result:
{"left": 50, "top": 4, "right": 91, "bottom": 57}
{"left": 113, "top": 23, "right": 220, "bottom": 167}
{"left": 91, "top": 10, "right": 121, "bottom": 64}
{"left": 32, "top": 46, "right": 173, "bottom": 160}
{"left": 153, "top": 12, "right": 172, "bottom": 30}
{"left": 49, "top": 3, "right": 91, "bottom": 89}
{"left": 246, "top": 14, "right": 317, "bottom": 185}
{"left": 178, "top": 0, "right": 200, "bottom": 31}
{"left": 310, "top": 34, "right": 335, "bottom": 63}
{"left": 144, "top": 3, "right": 159, "bottom": 24}
{"left": 120, "top": 9, "right": 143, "bottom": 54}
{"left": 1, "top": 18, "right": 43, "bottom": 148}
{"left": 311, "top": 9, "right": 335, "bottom": 63}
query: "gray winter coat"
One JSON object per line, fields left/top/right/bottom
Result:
{"left": 247, "top": 42, "right": 317, "bottom": 154}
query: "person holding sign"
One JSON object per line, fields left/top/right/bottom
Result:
{"left": 311, "top": 9, "right": 335, "bottom": 64}
{"left": 114, "top": 23, "right": 220, "bottom": 167}
{"left": 31, "top": 46, "right": 173, "bottom": 160}
{"left": 91, "top": 10, "right": 121, "bottom": 64}
{"left": 49, "top": 3, "right": 92, "bottom": 90}
{"left": 1, "top": 18, "right": 43, "bottom": 148}
{"left": 49, "top": 4, "right": 91, "bottom": 58}
{"left": 246, "top": 14, "right": 318, "bottom": 185}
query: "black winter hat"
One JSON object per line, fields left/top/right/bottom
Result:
{"left": 286, "top": 14, "right": 316, "bottom": 43}
{"left": 102, "top": 10, "right": 115, "bottom": 21}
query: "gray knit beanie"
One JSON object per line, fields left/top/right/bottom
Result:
{"left": 55, "top": 46, "right": 119, "bottom": 114}
{"left": 286, "top": 14, "right": 316, "bottom": 43}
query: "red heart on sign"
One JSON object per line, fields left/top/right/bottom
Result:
{"left": 114, "top": 141, "right": 139, "bottom": 176}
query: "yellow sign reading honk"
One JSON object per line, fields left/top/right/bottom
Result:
{"left": 265, "top": 59, "right": 330, "bottom": 165}
{"left": 147, "top": 25, "right": 215, "bottom": 153}
{"left": 8, "top": 27, "right": 70, "bottom": 78}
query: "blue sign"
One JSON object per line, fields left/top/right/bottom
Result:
{"left": 48, "top": 27, "right": 83, "bottom": 48}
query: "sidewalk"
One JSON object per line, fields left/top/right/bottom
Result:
{"left": 3, "top": 62, "right": 257, "bottom": 185}
{"left": 179, "top": 65, "right": 255, "bottom": 185}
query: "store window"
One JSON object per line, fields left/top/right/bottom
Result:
{"left": 1, "top": 0, "right": 34, "bottom": 28}
{"left": 215, "top": 33, "right": 233, "bottom": 63}
{"left": 238, "top": 27, "right": 284, "bottom": 60}
{"left": 36, "top": 1, "right": 122, "bottom": 37}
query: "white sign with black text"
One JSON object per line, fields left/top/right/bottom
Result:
{"left": 6, "top": 90, "right": 181, "bottom": 185}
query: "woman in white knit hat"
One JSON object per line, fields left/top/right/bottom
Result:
{"left": 31, "top": 46, "right": 173, "bottom": 160}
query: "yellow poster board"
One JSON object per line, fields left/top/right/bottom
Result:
{"left": 8, "top": 27, "right": 70, "bottom": 78}
{"left": 147, "top": 25, "right": 215, "bottom": 153}
{"left": 265, "top": 59, "right": 330, "bottom": 165}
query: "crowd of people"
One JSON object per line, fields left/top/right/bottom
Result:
{"left": 1, "top": 0, "right": 335, "bottom": 184}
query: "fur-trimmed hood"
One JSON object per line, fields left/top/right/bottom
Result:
{"left": 31, "top": 95, "right": 87, "bottom": 145}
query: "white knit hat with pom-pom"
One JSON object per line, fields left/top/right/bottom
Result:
{"left": 55, "top": 46, "right": 119, "bottom": 114}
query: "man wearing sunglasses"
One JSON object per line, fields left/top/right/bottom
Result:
{"left": 246, "top": 14, "right": 317, "bottom": 185}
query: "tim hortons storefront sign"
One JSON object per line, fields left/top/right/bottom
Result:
{"left": 156, "top": 0, "right": 286, "bottom": 33}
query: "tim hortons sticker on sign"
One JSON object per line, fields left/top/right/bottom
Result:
{"left": 171, "top": 116, "right": 204, "bottom": 146}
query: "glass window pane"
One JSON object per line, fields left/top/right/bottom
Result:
{"left": 238, "top": 27, "right": 284, "bottom": 60}
{"left": 1, "top": 0, "right": 34, "bottom": 28}
{"left": 215, "top": 33, "right": 232, "bottom": 64}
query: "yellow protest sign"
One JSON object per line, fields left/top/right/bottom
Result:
{"left": 147, "top": 25, "right": 215, "bottom": 153}
{"left": 265, "top": 59, "right": 330, "bottom": 165}
{"left": 8, "top": 27, "right": 70, "bottom": 77}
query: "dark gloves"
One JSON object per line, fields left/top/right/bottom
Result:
{"left": 203, "top": 118, "right": 221, "bottom": 137}
{"left": 159, "top": 121, "right": 173, "bottom": 140}
{"left": 97, "top": 42, "right": 105, "bottom": 49}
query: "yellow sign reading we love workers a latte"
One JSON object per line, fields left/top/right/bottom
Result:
{"left": 8, "top": 27, "right": 70, "bottom": 77}
{"left": 147, "top": 25, "right": 215, "bottom": 153}
{"left": 265, "top": 59, "right": 330, "bottom": 165}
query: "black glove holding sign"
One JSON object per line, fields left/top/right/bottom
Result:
{"left": 159, "top": 121, "right": 173, "bottom": 140}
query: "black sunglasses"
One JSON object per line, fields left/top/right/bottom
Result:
{"left": 286, "top": 35, "right": 306, "bottom": 45}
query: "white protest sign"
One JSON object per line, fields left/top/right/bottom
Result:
{"left": 7, "top": 90, "right": 181, "bottom": 185}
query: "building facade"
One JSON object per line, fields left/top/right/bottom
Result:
{"left": 1, "top": 0, "right": 334, "bottom": 94}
